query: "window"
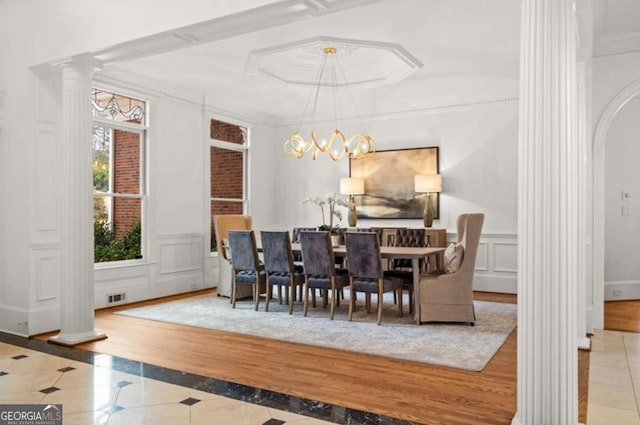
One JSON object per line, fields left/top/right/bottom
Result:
{"left": 210, "top": 118, "right": 248, "bottom": 252}
{"left": 92, "top": 88, "right": 146, "bottom": 263}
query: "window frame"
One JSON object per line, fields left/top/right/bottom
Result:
{"left": 209, "top": 119, "right": 250, "bottom": 254}
{"left": 92, "top": 88, "right": 148, "bottom": 266}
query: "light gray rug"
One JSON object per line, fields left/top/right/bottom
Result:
{"left": 116, "top": 293, "right": 517, "bottom": 371}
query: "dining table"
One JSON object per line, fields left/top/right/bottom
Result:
{"left": 290, "top": 243, "right": 445, "bottom": 325}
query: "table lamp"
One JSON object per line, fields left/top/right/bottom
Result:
{"left": 340, "top": 177, "right": 365, "bottom": 227}
{"left": 414, "top": 174, "right": 442, "bottom": 227}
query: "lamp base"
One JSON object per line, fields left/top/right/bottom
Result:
{"left": 348, "top": 195, "right": 357, "bottom": 227}
{"left": 424, "top": 194, "right": 434, "bottom": 228}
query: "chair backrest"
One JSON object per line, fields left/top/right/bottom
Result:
{"left": 339, "top": 227, "right": 373, "bottom": 245}
{"left": 345, "top": 232, "right": 383, "bottom": 279}
{"left": 261, "top": 231, "right": 295, "bottom": 274}
{"left": 394, "top": 228, "right": 426, "bottom": 247}
{"left": 227, "top": 230, "right": 260, "bottom": 271}
{"left": 291, "top": 227, "right": 316, "bottom": 244}
{"left": 213, "top": 215, "right": 252, "bottom": 260}
{"left": 455, "top": 213, "right": 484, "bottom": 277}
{"left": 299, "top": 231, "right": 336, "bottom": 276}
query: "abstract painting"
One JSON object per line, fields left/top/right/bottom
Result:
{"left": 350, "top": 147, "right": 439, "bottom": 219}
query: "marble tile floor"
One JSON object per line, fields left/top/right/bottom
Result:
{"left": 0, "top": 333, "right": 413, "bottom": 425}
{"left": 9, "top": 329, "right": 639, "bottom": 424}
{"left": 588, "top": 330, "right": 640, "bottom": 425}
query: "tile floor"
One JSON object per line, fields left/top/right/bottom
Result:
{"left": 3, "top": 330, "right": 636, "bottom": 424}
{"left": 0, "top": 338, "right": 388, "bottom": 425}
{"left": 588, "top": 330, "right": 640, "bottom": 424}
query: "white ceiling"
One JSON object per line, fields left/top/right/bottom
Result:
{"left": 93, "top": 0, "right": 640, "bottom": 126}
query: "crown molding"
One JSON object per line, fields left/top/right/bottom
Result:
{"left": 593, "top": 0, "right": 640, "bottom": 57}
{"left": 245, "top": 36, "right": 422, "bottom": 88}
{"left": 593, "top": 33, "right": 640, "bottom": 57}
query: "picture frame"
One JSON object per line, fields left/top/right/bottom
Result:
{"left": 349, "top": 147, "right": 439, "bottom": 219}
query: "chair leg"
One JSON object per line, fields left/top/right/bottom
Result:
{"left": 289, "top": 281, "right": 294, "bottom": 315}
{"left": 330, "top": 285, "right": 337, "bottom": 320}
{"left": 366, "top": 293, "right": 371, "bottom": 313}
{"left": 398, "top": 288, "right": 403, "bottom": 318}
{"left": 253, "top": 283, "right": 259, "bottom": 311}
{"left": 393, "top": 290, "right": 397, "bottom": 305}
{"left": 303, "top": 283, "right": 309, "bottom": 317}
{"left": 348, "top": 281, "right": 355, "bottom": 321}
{"left": 265, "top": 283, "right": 272, "bottom": 312}
{"left": 408, "top": 286, "right": 414, "bottom": 314}
{"left": 278, "top": 285, "right": 282, "bottom": 304}
{"left": 312, "top": 288, "right": 316, "bottom": 308}
{"left": 231, "top": 278, "right": 237, "bottom": 309}
{"left": 377, "top": 295, "right": 383, "bottom": 325}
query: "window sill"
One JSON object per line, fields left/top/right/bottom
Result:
{"left": 94, "top": 259, "right": 154, "bottom": 270}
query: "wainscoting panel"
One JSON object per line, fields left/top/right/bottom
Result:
{"left": 34, "top": 128, "right": 58, "bottom": 235}
{"left": 493, "top": 241, "right": 518, "bottom": 273}
{"left": 447, "top": 233, "right": 518, "bottom": 294}
{"left": 94, "top": 263, "right": 150, "bottom": 309}
{"left": 31, "top": 247, "right": 61, "bottom": 302}
{"left": 155, "top": 233, "right": 205, "bottom": 297}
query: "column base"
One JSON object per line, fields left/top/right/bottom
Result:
{"left": 512, "top": 414, "right": 584, "bottom": 425}
{"left": 577, "top": 336, "right": 591, "bottom": 350}
{"left": 48, "top": 331, "right": 107, "bottom": 347}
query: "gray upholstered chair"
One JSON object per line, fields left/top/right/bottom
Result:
{"left": 261, "top": 231, "right": 305, "bottom": 314}
{"left": 299, "top": 231, "right": 349, "bottom": 319}
{"left": 227, "top": 230, "right": 266, "bottom": 311}
{"left": 344, "top": 232, "right": 404, "bottom": 325}
{"left": 292, "top": 227, "right": 316, "bottom": 244}
{"left": 418, "top": 213, "right": 485, "bottom": 325}
{"left": 390, "top": 228, "right": 426, "bottom": 310}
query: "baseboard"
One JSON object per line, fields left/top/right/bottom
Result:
{"left": 473, "top": 273, "right": 517, "bottom": 294}
{"left": 604, "top": 280, "right": 640, "bottom": 301}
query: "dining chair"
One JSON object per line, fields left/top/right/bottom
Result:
{"left": 227, "top": 230, "right": 266, "bottom": 311}
{"left": 261, "top": 231, "right": 305, "bottom": 314}
{"left": 212, "top": 214, "right": 255, "bottom": 299}
{"left": 344, "top": 232, "right": 404, "bottom": 325}
{"left": 418, "top": 213, "right": 484, "bottom": 325}
{"left": 390, "top": 228, "right": 426, "bottom": 309}
{"left": 299, "top": 231, "right": 349, "bottom": 319}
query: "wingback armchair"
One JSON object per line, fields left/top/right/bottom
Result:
{"left": 418, "top": 213, "right": 484, "bottom": 325}
{"left": 213, "top": 214, "right": 254, "bottom": 299}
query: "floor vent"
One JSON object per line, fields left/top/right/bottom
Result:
{"left": 107, "top": 293, "right": 126, "bottom": 304}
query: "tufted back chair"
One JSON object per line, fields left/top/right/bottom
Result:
{"left": 393, "top": 228, "right": 426, "bottom": 269}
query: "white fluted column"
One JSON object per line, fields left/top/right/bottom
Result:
{"left": 576, "top": 59, "right": 591, "bottom": 349}
{"left": 49, "top": 61, "right": 106, "bottom": 346}
{"left": 514, "top": 1, "right": 579, "bottom": 424}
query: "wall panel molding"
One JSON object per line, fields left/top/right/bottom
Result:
{"left": 447, "top": 233, "right": 518, "bottom": 294}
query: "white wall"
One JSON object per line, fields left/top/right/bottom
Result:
{"left": 271, "top": 100, "right": 519, "bottom": 292}
{"left": 272, "top": 101, "right": 519, "bottom": 234}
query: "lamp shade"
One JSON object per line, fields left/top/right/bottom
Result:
{"left": 340, "top": 177, "right": 365, "bottom": 195}
{"left": 414, "top": 174, "right": 442, "bottom": 193}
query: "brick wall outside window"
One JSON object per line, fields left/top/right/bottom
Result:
{"left": 210, "top": 119, "right": 246, "bottom": 250}
{"left": 113, "top": 129, "right": 141, "bottom": 239}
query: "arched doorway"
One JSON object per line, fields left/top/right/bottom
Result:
{"left": 592, "top": 79, "right": 640, "bottom": 329}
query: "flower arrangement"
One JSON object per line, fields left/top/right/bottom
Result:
{"left": 303, "top": 193, "right": 348, "bottom": 234}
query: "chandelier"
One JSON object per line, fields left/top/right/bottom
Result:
{"left": 283, "top": 46, "right": 376, "bottom": 161}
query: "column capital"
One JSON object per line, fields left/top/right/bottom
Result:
{"left": 52, "top": 54, "right": 103, "bottom": 75}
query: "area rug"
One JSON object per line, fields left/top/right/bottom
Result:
{"left": 116, "top": 293, "right": 517, "bottom": 371}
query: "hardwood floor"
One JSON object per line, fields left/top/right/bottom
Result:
{"left": 605, "top": 299, "right": 640, "bottom": 332}
{"left": 36, "top": 290, "right": 589, "bottom": 425}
